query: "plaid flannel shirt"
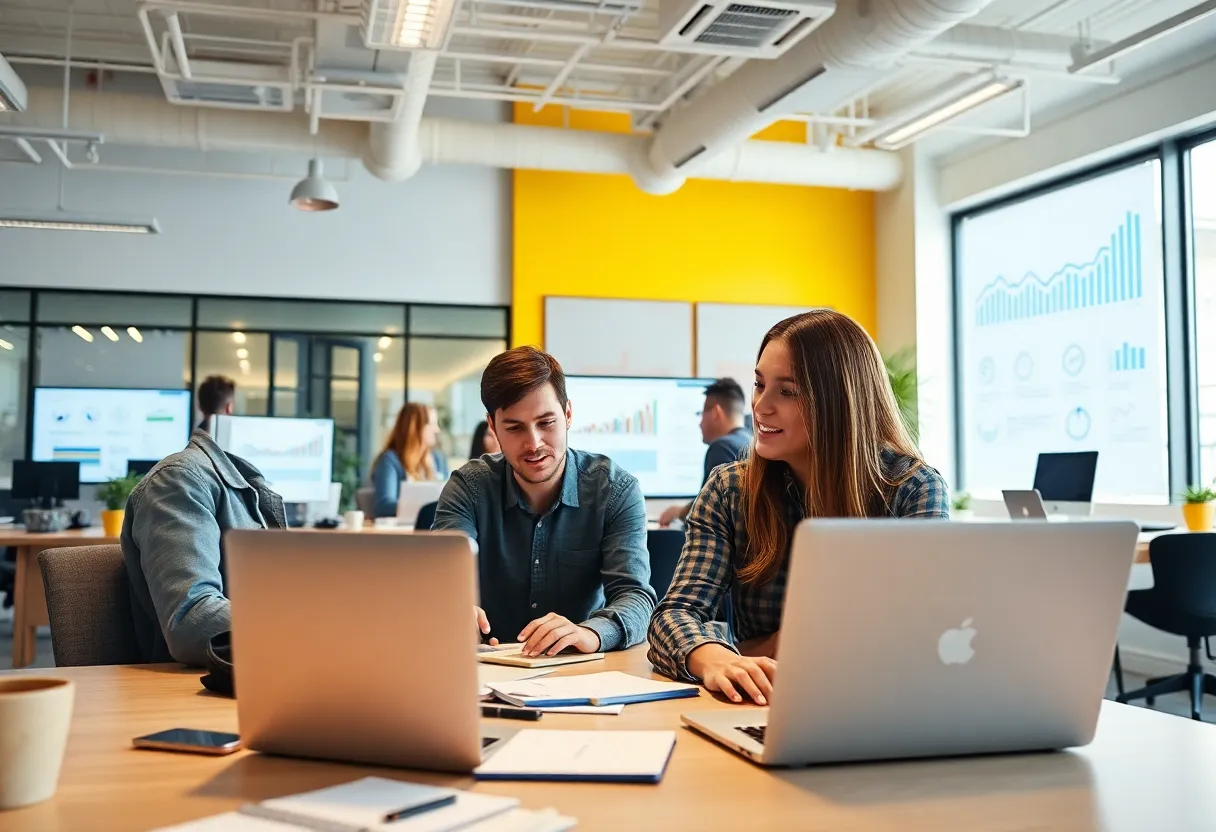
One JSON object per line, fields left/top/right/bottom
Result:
{"left": 647, "top": 451, "right": 950, "bottom": 681}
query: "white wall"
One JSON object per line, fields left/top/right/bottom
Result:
{"left": 0, "top": 146, "right": 511, "bottom": 306}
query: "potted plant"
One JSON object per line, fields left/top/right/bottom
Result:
{"left": 883, "top": 347, "right": 918, "bottom": 443}
{"left": 1182, "top": 485, "right": 1216, "bottom": 532}
{"left": 96, "top": 473, "right": 142, "bottom": 537}
{"left": 952, "top": 491, "right": 973, "bottom": 519}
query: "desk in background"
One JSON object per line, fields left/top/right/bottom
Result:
{"left": 2, "top": 524, "right": 417, "bottom": 669}
{"left": 2, "top": 647, "right": 1216, "bottom": 831}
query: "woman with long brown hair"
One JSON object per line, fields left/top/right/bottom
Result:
{"left": 647, "top": 310, "right": 949, "bottom": 704}
{"left": 370, "top": 402, "right": 440, "bottom": 518}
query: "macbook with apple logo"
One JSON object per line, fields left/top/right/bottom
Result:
{"left": 680, "top": 517, "right": 1139, "bottom": 767}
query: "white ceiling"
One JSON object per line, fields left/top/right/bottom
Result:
{"left": 0, "top": 0, "right": 1213, "bottom": 160}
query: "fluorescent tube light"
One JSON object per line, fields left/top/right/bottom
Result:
{"left": 100, "top": 326, "right": 119, "bottom": 342}
{"left": 363, "top": 0, "right": 458, "bottom": 50}
{"left": 127, "top": 327, "right": 143, "bottom": 343}
{"left": 1070, "top": 0, "right": 1216, "bottom": 74}
{"left": 0, "top": 339, "right": 12, "bottom": 351}
{"left": 853, "top": 73, "right": 1023, "bottom": 151}
{"left": 0, "top": 212, "right": 160, "bottom": 233}
{"left": 72, "top": 326, "right": 94, "bottom": 343}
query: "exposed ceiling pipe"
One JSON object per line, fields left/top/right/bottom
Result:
{"left": 362, "top": 51, "right": 438, "bottom": 181}
{"left": 645, "top": 0, "right": 1000, "bottom": 184}
{"left": 909, "top": 24, "right": 1100, "bottom": 68}
{"left": 3, "top": 86, "right": 904, "bottom": 191}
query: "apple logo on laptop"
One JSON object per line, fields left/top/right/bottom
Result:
{"left": 1021, "top": 507, "right": 1030, "bottom": 517}
{"left": 937, "top": 619, "right": 977, "bottom": 665}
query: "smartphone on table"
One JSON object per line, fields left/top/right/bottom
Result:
{"left": 132, "top": 728, "right": 241, "bottom": 755}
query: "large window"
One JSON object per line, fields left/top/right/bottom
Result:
{"left": 955, "top": 160, "right": 1169, "bottom": 503}
{"left": 1191, "top": 138, "right": 1216, "bottom": 484}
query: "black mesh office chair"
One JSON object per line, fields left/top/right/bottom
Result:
{"left": 1116, "top": 533, "right": 1216, "bottom": 720}
{"left": 414, "top": 501, "right": 438, "bottom": 531}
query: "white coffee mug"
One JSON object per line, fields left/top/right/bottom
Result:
{"left": 0, "top": 677, "right": 74, "bottom": 810}
{"left": 343, "top": 510, "right": 365, "bottom": 531}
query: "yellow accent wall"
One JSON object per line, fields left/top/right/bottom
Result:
{"left": 511, "top": 106, "right": 876, "bottom": 350}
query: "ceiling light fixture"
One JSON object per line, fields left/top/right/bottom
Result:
{"left": 853, "top": 73, "right": 1024, "bottom": 151}
{"left": 378, "top": 336, "right": 392, "bottom": 349}
{"left": 233, "top": 332, "right": 246, "bottom": 344}
{"left": 1070, "top": 0, "right": 1216, "bottom": 74}
{"left": 100, "top": 326, "right": 119, "bottom": 342}
{"left": 0, "top": 339, "right": 12, "bottom": 351}
{"left": 127, "top": 327, "right": 143, "bottom": 343}
{"left": 289, "top": 159, "right": 339, "bottom": 212}
{"left": 239, "top": 359, "right": 251, "bottom": 374}
{"left": 363, "top": 0, "right": 458, "bottom": 50}
{"left": 236, "top": 348, "right": 249, "bottom": 359}
{"left": 72, "top": 325, "right": 94, "bottom": 343}
{"left": 374, "top": 352, "right": 383, "bottom": 363}
{"left": 0, "top": 213, "right": 160, "bottom": 233}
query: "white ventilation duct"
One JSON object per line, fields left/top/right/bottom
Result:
{"left": 4, "top": 87, "right": 903, "bottom": 191}
{"left": 646, "top": 0, "right": 1000, "bottom": 185}
{"left": 911, "top": 24, "right": 1098, "bottom": 67}
{"left": 362, "top": 51, "right": 437, "bottom": 181}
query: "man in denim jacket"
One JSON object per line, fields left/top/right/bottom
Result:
{"left": 121, "top": 429, "right": 286, "bottom": 666}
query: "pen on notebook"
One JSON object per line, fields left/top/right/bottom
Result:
{"left": 382, "top": 794, "right": 458, "bottom": 823}
{"left": 481, "top": 705, "right": 544, "bottom": 721}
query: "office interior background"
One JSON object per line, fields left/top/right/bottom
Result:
{"left": 0, "top": 0, "right": 1215, "bottom": 677}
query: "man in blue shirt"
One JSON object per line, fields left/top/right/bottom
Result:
{"left": 658, "top": 377, "right": 752, "bottom": 527}
{"left": 433, "top": 347, "right": 656, "bottom": 658}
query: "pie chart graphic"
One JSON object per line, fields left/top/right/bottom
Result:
{"left": 1066, "top": 407, "right": 1091, "bottom": 441}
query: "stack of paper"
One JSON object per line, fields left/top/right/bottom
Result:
{"left": 477, "top": 664, "right": 555, "bottom": 698}
{"left": 152, "top": 777, "right": 575, "bottom": 832}
{"left": 477, "top": 649, "right": 604, "bottom": 669}
{"left": 475, "top": 730, "right": 677, "bottom": 783}
{"left": 487, "top": 671, "right": 700, "bottom": 709}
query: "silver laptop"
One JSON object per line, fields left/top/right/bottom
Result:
{"left": 396, "top": 481, "right": 445, "bottom": 526}
{"left": 681, "top": 519, "right": 1139, "bottom": 766}
{"left": 226, "top": 529, "right": 508, "bottom": 772}
{"left": 1003, "top": 489, "right": 1049, "bottom": 520}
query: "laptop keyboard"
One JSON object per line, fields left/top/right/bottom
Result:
{"left": 737, "top": 726, "right": 766, "bottom": 744}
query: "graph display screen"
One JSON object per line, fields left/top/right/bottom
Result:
{"left": 211, "top": 415, "right": 334, "bottom": 503}
{"left": 565, "top": 376, "right": 713, "bottom": 498}
{"left": 32, "top": 387, "right": 192, "bottom": 483}
{"left": 957, "top": 161, "right": 1168, "bottom": 502}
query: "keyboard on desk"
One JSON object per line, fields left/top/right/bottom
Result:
{"left": 737, "top": 726, "right": 767, "bottom": 744}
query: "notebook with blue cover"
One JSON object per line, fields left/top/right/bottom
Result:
{"left": 487, "top": 671, "right": 700, "bottom": 708}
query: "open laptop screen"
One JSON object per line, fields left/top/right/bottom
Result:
{"left": 1032, "top": 452, "right": 1098, "bottom": 503}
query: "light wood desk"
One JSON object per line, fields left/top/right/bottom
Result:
{"left": 3, "top": 648, "right": 1216, "bottom": 831}
{"left": 0, "top": 527, "right": 119, "bottom": 669}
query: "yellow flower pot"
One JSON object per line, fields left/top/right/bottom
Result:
{"left": 1182, "top": 501, "right": 1215, "bottom": 532}
{"left": 101, "top": 509, "right": 125, "bottom": 538}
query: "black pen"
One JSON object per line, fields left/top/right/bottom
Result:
{"left": 481, "top": 705, "right": 544, "bottom": 721}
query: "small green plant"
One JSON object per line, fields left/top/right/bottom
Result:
{"left": 333, "top": 446, "right": 363, "bottom": 514}
{"left": 97, "top": 473, "right": 142, "bottom": 511}
{"left": 883, "top": 347, "right": 918, "bottom": 444}
{"left": 952, "top": 491, "right": 972, "bottom": 512}
{"left": 1182, "top": 485, "right": 1216, "bottom": 504}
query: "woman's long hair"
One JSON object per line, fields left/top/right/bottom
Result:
{"left": 383, "top": 403, "right": 435, "bottom": 481}
{"left": 740, "top": 310, "right": 923, "bottom": 586}
{"left": 468, "top": 420, "right": 492, "bottom": 460}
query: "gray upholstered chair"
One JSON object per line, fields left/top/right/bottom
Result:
{"left": 355, "top": 487, "right": 376, "bottom": 517}
{"left": 38, "top": 545, "right": 141, "bottom": 667}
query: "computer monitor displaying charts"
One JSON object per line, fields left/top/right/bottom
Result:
{"left": 31, "top": 387, "right": 192, "bottom": 483}
{"left": 1033, "top": 451, "right": 1098, "bottom": 516}
{"left": 211, "top": 416, "right": 334, "bottom": 503}
{"left": 564, "top": 375, "right": 714, "bottom": 498}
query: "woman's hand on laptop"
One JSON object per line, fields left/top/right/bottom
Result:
{"left": 517, "top": 613, "right": 601, "bottom": 657}
{"left": 688, "top": 644, "right": 777, "bottom": 706}
{"left": 475, "top": 606, "right": 499, "bottom": 646}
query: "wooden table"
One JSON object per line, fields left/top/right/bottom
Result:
{"left": 3, "top": 649, "right": 1216, "bottom": 831}
{"left": 1, "top": 527, "right": 119, "bottom": 669}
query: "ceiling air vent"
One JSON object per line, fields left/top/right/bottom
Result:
{"left": 157, "top": 60, "right": 294, "bottom": 112}
{"left": 659, "top": 0, "right": 834, "bottom": 58}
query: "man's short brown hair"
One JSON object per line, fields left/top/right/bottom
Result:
{"left": 197, "top": 375, "right": 236, "bottom": 416}
{"left": 481, "top": 346, "right": 568, "bottom": 421}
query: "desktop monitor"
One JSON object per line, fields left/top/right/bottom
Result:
{"left": 11, "top": 460, "right": 81, "bottom": 507}
{"left": 1033, "top": 451, "right": 1098, "bottom": 517}
{"left": 211, "top": 415, "right": 334, "bottom": 504}
{"left": 31, "top": 387, "right": 192, "bottom": 483}
{"left": 564, "top": 375, "right": 716, "bottom": 498}
{"left": 127, "top": 459, "right": 159, "bottom": 476}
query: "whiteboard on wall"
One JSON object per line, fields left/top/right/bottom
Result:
{"left": 544, "top": 297, "right": 693, "bottom": 377}
{"left": 695, "top": 303, "right": 818, "bottom": 386}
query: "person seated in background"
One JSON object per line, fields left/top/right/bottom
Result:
{"left": 434, "top": 346, "right": 656, "bottom": 657}
{"left": 468, "top": 420, "right": 501, "bottom": 460}
{"left": 370, "top": 402, "right": 441, "bottom": 518}
{"left": 122, "top": 429, "right": 286, "bottom": 666}
{"left": 658, "top": 378, "right": 751, "bottom": 527}
{"left": 196, "top": 375, "right": 236, "bottom": 433}
{"left": 648, "top": 310, "right": 949, "bottom": 705}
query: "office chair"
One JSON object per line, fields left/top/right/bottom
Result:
{"left": 647, "top": 529, "right": 684, "bottom": 600}
{"left": 1116, "top": 533, "right": 1216, "bottom": 720}
{"left": 414, "top": 501, "right": 437, "bottom": 531}
{"left": 38, "top": 545, "right": 142, "bottom": 667}
{"left": 354, "top": 487, "right": 376, "bottom": 517}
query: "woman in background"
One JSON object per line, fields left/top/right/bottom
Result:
{"left": 648, "top": 309, "right": 949, "bottom": 705}
{"left": 467, "top": 420, "right": 501, "bottom": 460}
{"left": 371, "top": 402, "right": 439, "bottom": 518}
